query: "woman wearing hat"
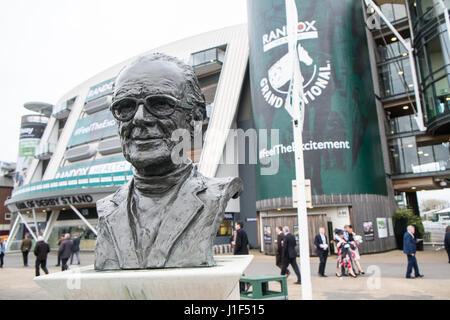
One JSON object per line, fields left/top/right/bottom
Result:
{"left": 335, "top": 229, "right": 357, "bottom": 278}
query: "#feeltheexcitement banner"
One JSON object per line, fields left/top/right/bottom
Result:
{"left": 247, "top": 0, "right": 387, "bottom": 200}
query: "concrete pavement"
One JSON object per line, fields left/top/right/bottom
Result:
{"left": 0, "top": 249, "right": 448, "bottom": 300}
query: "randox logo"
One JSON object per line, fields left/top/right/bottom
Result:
{"left": 258, "top": 14, "right": 332, "bottom": 111}
{"left": 20, "top": 127, "right": 34, "bottom": 136}
{"left": 86, "top": 77, "right": 116, "bottom": 101}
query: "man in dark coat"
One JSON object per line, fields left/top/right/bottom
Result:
{"left": 444, "top": 226, "right": 450, "bottom": 263}
{"left": 275, "top": 226, "right": 288, "bottom": 274}
{"left": 58, "top": 234, "right": 73, "bottom": 271}
{"left": 70, "top": 235, "right": 81, "bottom": 265}
{"left": 281, "top": 226, "right": 301, "bottom": 284}
{"left": 233, "top": 221, "right": 249, "bottom": 255}
{"left": 34, "top": 236, "right": 50, "bottom": 276}
{"left": 314, "top": 227, "right": 329, "bottom": 277}
{"left": 20, "top": 233, "right": 32, "bottom": 267}
{"left": 403, "top": 225, "right": 424, "bottom": 279}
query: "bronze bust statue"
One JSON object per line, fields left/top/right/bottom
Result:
{"left": 94, "top": 53, "right": 243, "bottom": 270}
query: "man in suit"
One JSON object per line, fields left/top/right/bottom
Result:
{"left": 59, "top": 233, "right": 73, "bottom": 271}
{"left": 403, "top": 225, "right": 424, "bottom": 279}
{"left": 314, "top": 227, "right": 329, "bottom": 277}
{"left": 95, "top": 53, "right": 243, "bottom": 270}
{"left": 234, "top": 221, "right": 249, "bottom": 255}
{"left": 34, "top": 236, "right": 50, "bottom": 276}
{"left": 274, "top": 226, "right": 288, "bottom": 274}
{"left": 281, "top": 226, "right": 301, "bottom": 284}
{"left": 20, "top": 233, "right": 32, "bottom": 267}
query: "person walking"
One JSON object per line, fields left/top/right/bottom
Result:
{"left": 34, "top": 236, "right": 50, "bottom": 276}
{"left": 0, "top": 238, "right": 5, "bottom": 268}
{"left": 20, "top": 233, "right": 32, "bottom": 267}
{"left": 234, "top": 221, "right": 249, "bottom": 292}
{"left": 70, "top": 235, "right": 81, "bottom": 265}
{"left": 403, "top": 225, "right": 424, "bottom": 279}
{"left": 58, "top": 233, "right": 73, "bottom": 271}
{"left": 444, "top": 226, "right": 450, "bottom": 264}
{"left": 274, "top": 226, "right": 288, "bottom": 275}
{"left": 314, "top": 227, "right": 329, "bottom": 277}
{"left": 280, "top": 226, "right": 301, "bottom": 285}
{"left": 233, "top": 221, "right": 249, "bottom": 255}
{"left": 55, "top": 235, "right": 64, "bottom": 266}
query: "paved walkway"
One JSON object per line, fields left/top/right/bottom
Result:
{"left": 0, "top": 249, "right": 449, "bottom": 300}
{"left": 245, "top": 249, "right": 450, "bottom": 300}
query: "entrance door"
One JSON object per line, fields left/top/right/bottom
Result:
{"left": 261, "top": 213, "right": 329, "bottom": 256}
{"left": 306, "top": 214, "right": 329, "bottom": 256}
{"left": 327, "top": 221, "right": 335, "bottom": 255}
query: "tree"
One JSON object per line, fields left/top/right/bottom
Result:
{"left": 420, "top": 199, "right": 449, "bottom": 212}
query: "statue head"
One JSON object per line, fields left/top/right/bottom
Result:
{"left": 111, "top": 53, "right": 206, "bottom": 176}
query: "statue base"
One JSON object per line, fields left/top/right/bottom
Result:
{"left": 34, "top": 255, "right": 253, "bottom": 300}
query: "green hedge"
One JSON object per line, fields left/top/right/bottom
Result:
{"left": 393, "top": 208, "right": 425, "bottom": 236}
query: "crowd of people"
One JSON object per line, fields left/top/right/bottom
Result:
{"left": 273, "top": 224, "right": 365, "bottom": 281}
{"left": 0, "top": 232, "right": 83, "bottom": 276}
{"left": 333, "top": 225, "right": 365, "bottom": 278}
{"left": 230, "top": 222, "right": 444, "bottom": 282}
{"left": 0, "top": 222, "right": 449, "bottom": 282}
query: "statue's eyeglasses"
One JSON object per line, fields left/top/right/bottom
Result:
{"left": 110, "top": 94, "right": 185, "bottom": 121}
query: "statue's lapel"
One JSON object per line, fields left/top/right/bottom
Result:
{"left": 104, "top": 184, "right": 140, "bottom": 268}
{"left": 149, "top": 174, "right": 206, "bottom": 267}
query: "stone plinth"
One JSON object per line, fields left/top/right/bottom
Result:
{"left": 34, "top": 255, "right": 253, "bottom": 300}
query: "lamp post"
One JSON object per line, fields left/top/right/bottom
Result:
{"left": 284, "top": 0, "right": 313, "bottom": 300}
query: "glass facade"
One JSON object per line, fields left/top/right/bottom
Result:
{"left": 390, "top": 138, "right": 450, "bottom": 174}
{"left": 380, "top": 2, "right": 408, "bottom": 24}
{"left": 47, "top": 224, "right": 97, "bottom": 250}
{"left": 377, "top": 40, "right": 414, "bottom": 98}
{"left": 409, "top": 0, "right": 450, "bottom": 128}
{"left": 416, "top": 26, "right": 450, "bottom": 124}
{"left": 190, "top": 48, "right": 222, "bottom": 67}
{"left": 388, "top": 114, "right": 421, "bottom": 135}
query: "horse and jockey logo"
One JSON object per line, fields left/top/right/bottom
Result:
{"left": 258, "top": 1, "right": 332, "bottom": 116}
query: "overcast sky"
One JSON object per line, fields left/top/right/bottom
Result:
{"left": 0, "top": 0, "right": 448, "bottom": 203}
{"left": 0, "top": 0, "right": 247, "bottom": 163}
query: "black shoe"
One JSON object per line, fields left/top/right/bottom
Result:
{"left": 406, "top": 276, "right": 414, "bottom": 279}
{"left": 336, "top": 273, "right": 342, "bottom": 278}
{"left": 55, "top": 264, "right": 60, "bottom": 267}
{"left": 415, "top": 274, "right": 424, "bottom": 278}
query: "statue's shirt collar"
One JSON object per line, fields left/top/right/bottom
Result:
{"left": 133, "top": 162, "right": 193, "bottom": 195}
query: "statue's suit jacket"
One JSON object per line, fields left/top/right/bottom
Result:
{"left": 94, "top": 168, "right": 242, "bottom": 270}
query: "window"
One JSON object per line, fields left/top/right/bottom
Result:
{"left": 415, "top": 26, "right": 450, "bottom": 124}
{"left": 380, "top": 3, "right": 407, "bottom": 24}
{"left": 217, "top": 220, "right": 233, "bottom": 237}
{"left": 390, "top": 138, "right": 450, "bottom": 174}
{"left": 378, "top": 58, "right": 414, "bottom": 97}
{"left": 388, "top": 114, "right": 420, "bottom": 135}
